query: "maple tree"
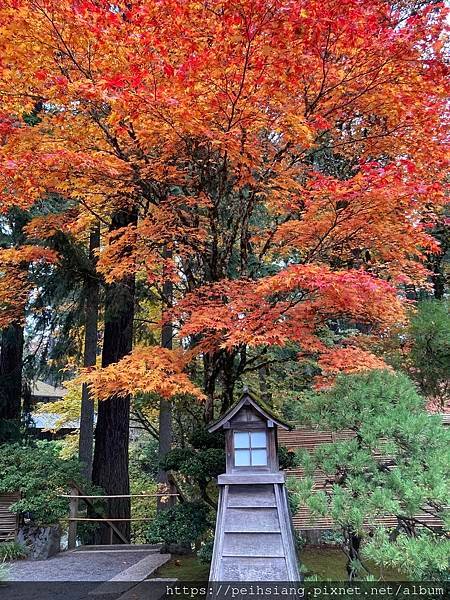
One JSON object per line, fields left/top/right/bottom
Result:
{"left": 0, "top": 0, "right": 447, "bottom": 529}
{"left": 79, "top": 346, "right": 204, "bottom": 402}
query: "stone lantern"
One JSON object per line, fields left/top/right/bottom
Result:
{"left": 207, "top": 388, "right": 300, "bottom": 582}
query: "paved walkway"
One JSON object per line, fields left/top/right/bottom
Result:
{"left": 1, "top": 546, "right": 171, "bottom": 600}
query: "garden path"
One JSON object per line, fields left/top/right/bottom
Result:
{"left": 1, "top": 545, "right": 170, "bottom": 600}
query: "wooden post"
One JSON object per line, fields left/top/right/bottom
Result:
{"left": 68, "top": 486, "right": 78, "bottom": 550}
{"left": 69, "top": 481, "right": 130, "bottom": 545}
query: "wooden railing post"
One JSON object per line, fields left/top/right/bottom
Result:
{"left": 61, "top": 488, "right": 179, "bottom": 546}
{"left": 68, "top": 486, "right": 78, "bottom": 549}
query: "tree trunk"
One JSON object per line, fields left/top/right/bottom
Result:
{"left": 431, "top": 263, "right": 445, "bottom": 300}
{"left": 203, "top": 353, "right": 216, "bottom": 423}
{"left": 0, "top": 322, "right": 24, "bottom": 441}
{"left": 91, "top": 209, "right": 136, "bottom": 543}
{"left": 157, "top": 246, "right": 176, "bottom": 511}
{"left": 78, "top": 225, "right": 100, "bottom": 481}
{"left": 258, "top": 363, "right": 272, "bottom": 405}
{"left": 220, "top": 350, "right": 236, "bottom": 413}
{"left": 346, "top": 529, "right": 362, "bottom": 581}
{"left": 203, "top": 349, "right": 237, "bottom": 420}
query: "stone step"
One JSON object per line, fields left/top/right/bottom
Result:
{"left": 72, "top": 544, "right": 162, "bottom": 553}
{"left": 89, "top": 553, "right": 171, "bottom": 596}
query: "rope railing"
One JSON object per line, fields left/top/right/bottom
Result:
{"left": 60, "top": 493, "right": 179, "bottom": 499}
{"left": 62, "top": 482, "right": 179, "bottom": 547}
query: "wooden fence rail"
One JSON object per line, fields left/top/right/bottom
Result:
{"left": 62, "top": 482, "right": 178, "bottom": 548}
{"left": 0, "top": 493, "right": 20, "bottom": 542}
{"left": 61, "top": 493, "right": 179, "bottom": 499}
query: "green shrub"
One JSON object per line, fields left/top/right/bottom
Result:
{"left": 0, "top": 541, "right": 28, "bottom": 561}
{"left": 293, "top": 530, "right": 306, "bottom": 552}
{"left": 160, "top": 433, "right": 225, "bottom": 510}
{"left": 129, "top": 438, "right": 158, "bottom": 543}
{"left": 409, "top": 300, "right": 450, "bottom": 402}
{"left": 190, "top": 427, "right": 224, "bottom": 450}
{"left": 146, "top": 502, "right": 210, "bottom": 548}
{"left": 279, "top": 445, "right": 296, "bottom": 470}
{"left": 197, "top": 538, "right": 215, "bottom": 565}
{"left": 162, "top": 447, "right": 225, "bottom": 482}
{"left": 0, "top": 440, "right": 88, "bottom": 526}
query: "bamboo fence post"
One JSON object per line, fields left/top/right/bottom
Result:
{"left": 68, "top": 486, "right": 79, "bottom": 550}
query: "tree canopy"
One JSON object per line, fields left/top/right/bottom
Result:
{"left": 0, "top": 0, "right": 448, "bottom": 539}
{"left": 0, "top": 0, "right": 447, "bottom": 397}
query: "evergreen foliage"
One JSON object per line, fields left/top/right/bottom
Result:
{"left": 160, "top": 427, "right": 225, "bottom": 509}
{"left": 0, "top": 440, "right": 89, "bottom": 525}
{"left": 146, "top": 501, "right": 210, "bottom": 549}
{"left": 409, "top": 300, "right": 450, "bottom": 403}
{"left": 289, "top": 370, "right": 449, "bottom": 581}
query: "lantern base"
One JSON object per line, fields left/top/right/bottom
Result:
{"left": 208, "top": 476, "right": 301, "bottom": 582}
{"left": 218, "top": 473, "right": 285, "bottom": 485}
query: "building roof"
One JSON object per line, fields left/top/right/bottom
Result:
{"left": 30, "top": 411, "right": 98, "bottom": 430}
{"left": 30, "top": 412, "right": 79, "bottom": 430}
{"left": 31, "top": 380, "right": 67, "bottom": 399}
{"left": 208, "top": 387, "right": 291, "bottom": 433}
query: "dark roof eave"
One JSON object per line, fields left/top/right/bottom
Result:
{"left": 208, "top": 389, "right": 292, "bottom": 433}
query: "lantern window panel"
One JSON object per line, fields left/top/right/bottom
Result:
{"left": 250, "top": 431, "right": 266, "bottom": 448}
{"left": 234, "top": 449, "right": 251, "bottom": 466}
{"left": 233, "top": 431, "right": 268, "bottom": 467}
{"left": 234, "top": 432, "right": 250, "bottom": 449}
{"left": 251, "top": 449, "right": 268, "bottom": 466}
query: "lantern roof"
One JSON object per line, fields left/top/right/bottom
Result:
{"left": 208, "top": 387, "right": 291, "bottom": 433}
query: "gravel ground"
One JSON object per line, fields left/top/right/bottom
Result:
{"left": 1, "top": 549, "right": 168, "bottom": 600}
{"left": 5, "top": 550, "right": 154, "bottom": 581}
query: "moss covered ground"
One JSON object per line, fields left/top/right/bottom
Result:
{"left": 152, "top": 546, "right": 403, "bottom": 581}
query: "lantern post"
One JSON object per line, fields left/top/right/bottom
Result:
{"left": 208, "top": 388, "right": 301, "bottom": 582}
